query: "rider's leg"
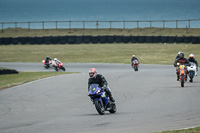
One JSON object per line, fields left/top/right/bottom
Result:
{"left": 104, "top": 87, "right": 115, "bottom": 102}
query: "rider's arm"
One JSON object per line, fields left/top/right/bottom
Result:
{"left": 194, "top": 59, "right": 198, "bottom": 67}
{"left": 100, "top": 75, "right": 108, "bottom": 88}
{"left": 88, "top": 79, "right": 92, "bottom": 91}
{"left": 136, "top": 58, "right": 139, "bottom": 63}
{"left": 173, "top": 59, "right": 178, "bottom": 66}
{"left": 185, "top": 59, "right": 191, "bottom": 66}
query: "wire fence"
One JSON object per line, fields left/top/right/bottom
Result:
{"left": 1, "top": 19, "right": 200, "bottom": 31}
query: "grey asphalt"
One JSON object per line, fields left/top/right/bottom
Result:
{"left": 0, "top": 62, "right": 200, "bottom": 133}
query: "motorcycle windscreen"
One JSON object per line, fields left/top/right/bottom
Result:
{"left": 88, "top": 84, "right": 101, "bottom": 95}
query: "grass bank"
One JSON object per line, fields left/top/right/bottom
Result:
{"left": 1, "top": 28, "right": 200, "bottom": 37}
{"left": 0, "top": 72, "right": 74, "bottom": 90}
{"left": 0, "top": 44, "right": 199, "bottom": 65}
{"left": 155, "top": 126, "right": 200, "bottom": 133}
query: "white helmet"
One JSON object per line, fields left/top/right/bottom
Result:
{"left": 132, "top": 55, "right": 135, "bottom": 57}
{"left": 189, "top": 54, "right": 194, "bottom": 58}
{"left": 178, "top": 51, "right": 182, "bottom": 55}
{"left": 54, "top": 58, "right": 58, "bottom": 61}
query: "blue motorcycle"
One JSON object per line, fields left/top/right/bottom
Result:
{"left": 88, "top": 84, "right": 116, "bottom": 115}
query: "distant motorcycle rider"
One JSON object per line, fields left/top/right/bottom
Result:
{"left": 131, "top": 55, "right": 139, "bottom": 66}
{"left": 52, "top": 58, "right": 61, "bottom": 66}
{"left": 175, "top": 51, "right": 182, "bottom": 60}
{"left": 174, "top": 52, "right": 190, "bottom": 81}
{"left": 45, "top": 56, "right": 52, "bottom": 66}
{"left": 188, "top": 54, "right": 198, "bottom": 72}
{"left": 88, "top": 68, "right": 115, "bottom": 102}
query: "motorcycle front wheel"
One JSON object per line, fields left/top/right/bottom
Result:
{"left": 54, "top": 66, "right": 58, "bottom": 71}
{"left": 135, "top": 66, "right": 138, "bottom": 71}
{"left": 134, "top": 66, "right": 136, "bottom": 71}
{"left": 189, "top": 71, "right": 194, "bottom": 82}
{"left": 94, "top": 100, "right": 105, "bottom": 115}
{"left": 181, "top": 76, "right": 185, "bottom": 87}
{"left": 61, "top": 66, "right": 65, "bottom": 71}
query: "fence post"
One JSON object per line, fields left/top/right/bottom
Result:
{"left": 123, "top": 21, "right": 125, "bottom": 29}
{"left": 150, "top": 21, "right": 152, "bottom": 28}
{"left": 137, "top": 21, "right": 139, "bottom": 28}
{"left": 42, "top": 21, "right": 44, "bottom": 30}
{"left": 2, "top": 22, "right": 3, "bottom": 32}
{"left": 56, "top": 21, "right": 58, "bottom": 29}
{"left": 176, "top": 20, "right": 178, "bottom": 28}
{"left": 110, "top": 21, "right": 112, "bottom": 29}
{"left": 28, "top": 22, "right": 30, "bottom": 30}
{"left": 96, "top": 21, "right": 99, "bottom": 29}
{"left": 83, "top": 21, "right": 85, "bottom": 30}
{"left": 69, "top": 21, "right": 71, "bottom": 29}
{"left": 15, "top": 22, "right": 17, "bottom": 31}
{"left": 188, "top": 20, "right": 190, "bottom": 29}
{"left": 186, "top": 25, "right": 189, "bottom": 34}
{"left": 163, "top": 20, "right": 165, "bottom": 28}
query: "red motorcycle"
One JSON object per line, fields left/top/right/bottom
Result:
{"left": 132, "top": 60, "right": 139, "bottom": 71}
{"left": 52, "top": 61, "right": 66, "bottom": 71}
{"left": 178, "top": 64, "right": 187, "bottom": 87}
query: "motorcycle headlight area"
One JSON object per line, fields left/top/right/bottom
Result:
{"left": 96, "top": 89, "right": 101, "bottom": 94}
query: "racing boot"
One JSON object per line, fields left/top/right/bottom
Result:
{"left": 110, "top": 96, "right": 115, "bottom": 102}
{"left": 177, "top": 76, "right": 179, "bottom": 81}
{"left": 196, "top": 68, "right": 198, "bottom": 76}
{"left": 107, "top": 91, "right": 115, "bottom": 102}
{"left": 105, "top": 88, "right": 115, "bottom": 102}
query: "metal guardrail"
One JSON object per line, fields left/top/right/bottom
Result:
{"left": 1, "top": 19, "right": 200, "bottom": 31}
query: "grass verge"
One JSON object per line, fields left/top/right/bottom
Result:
{"left": 0, "top": 44, "right": 199, "bottom": 65}
{"left": 0, "top": 28, "right": 200, "bottom": 37}
{"left": 0, "top": 71, "right": 74, "bottom": 90}
{"left": 155, "top": 126, "right": 200, "bottom": 133}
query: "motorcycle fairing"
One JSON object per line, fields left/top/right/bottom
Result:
{"left": 88, "top": 84, "right": 109, "bottom": 109}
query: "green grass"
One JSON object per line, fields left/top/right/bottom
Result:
{"left": 0, "top": 44, "right": 200, "bottom": 65}
{"left": 155, "top": 126, "right": 200, "bottom": 133}
{"left": 0, "top": 71, "right": 74, "bottom": 90}
{"left": 0, "top": 28, "right": 200, "bottom": 37}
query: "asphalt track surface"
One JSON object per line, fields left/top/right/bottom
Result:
{"left": 0, "top": 62, "right": 200, "bottom": 133}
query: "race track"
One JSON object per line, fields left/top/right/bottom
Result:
{"left": 0, "top": 62, "right": 200, "bottom": 133}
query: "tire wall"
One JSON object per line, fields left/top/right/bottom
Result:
{"left": 0, "top": 69, "right": 19, "bottom": 75}
{"left": 0, "top": 36, "right": 199, "bottom": 45}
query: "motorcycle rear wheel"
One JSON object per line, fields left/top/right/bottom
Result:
{"left": 94, "top": 100, "right": 105, "bottom": 115}
{"left": 109, "top": 103, "right": 117, "bottom": 113}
